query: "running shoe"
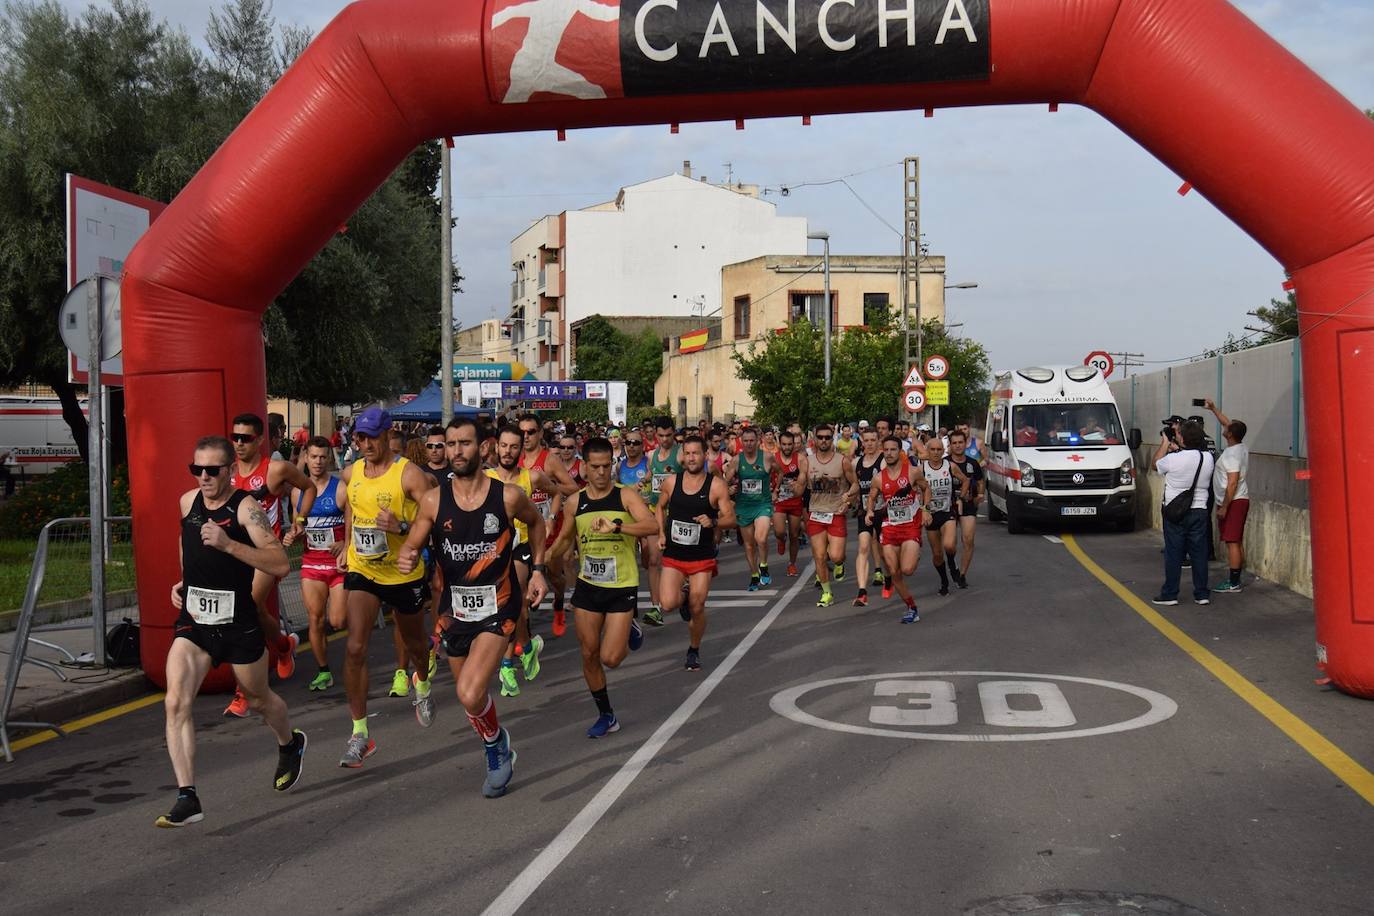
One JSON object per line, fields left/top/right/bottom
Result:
{"left": 759, "top": 568, "right": 772, "bottom": 587}
{"left": 154, "top": 791, "right": 203, "bottom": 828}
{"left": 223, "top": 689, "right": 249, "bottom": 718}
{"left": 339, "top": 733, "right": 376, "bottom": 768}
{"left": 853, "top": 590, "right": 868, "bottom": 607}
{"left": 817, "top": 592, "right": 835, "bottom": 608}
{"left": 684, "top": 648, "right": 701, "bottom": 671}
{"left": 881, "top": 584, "right": 893, "bottom": 600}
{"left": 1151, "top": 595, "right": 1179, "bottom": 606}
{"left": 938, "top": 583, "right": 950, "bottom": 597}
{"left": 748, "top": 576, "right": 760, "bottom": 592}
{"left": 412, "top": 673, "right": 435, "bottom": 728}
{"left": 873, "top": 571, "right": 886, "bottom": 587}
{"left": 901, "top": 606, "right": 921, "bottom": 624}
{"left": 1212, "top": 580, "right": 1243, "bottom": 593}
{"left": 833, "top": 563, "right": 845, "bottom": 582}
{"left": 813, "top": 576, "right": 822, "bottom": 589}
{"left": 1194, "top": 597, "right": 1211, "bottom": 606}
{"left": 628, "top": 618, "right": 644, "bottom": 652}
{"left": 521, "top": 635, "right": 544, "bottom": 681}
{"left": 499, "top": 664, "right": 520, "bottom": 697}
{"left": 786, "top": 563, "right": 798, "bottom": 577}
{"left": 587, "top": 713, "right": 620, "bottom": 739}
{"left": 956, "top": 571, "right": 968, "bottom": 590}
{"left": 389, "top": 668, "right": 409, "bottom": 698}
{"left": 274, "top": 729, "right": 308, "bottom": 792}
{"left": 552, "top": 608, "right": 567, "bottom": 637}
{"left": 482, "top": 728, "right": 516, "bottom": 799}
{"left": 308, "top": 671, "right": 333, "bottom": 692}
{"left": 642, "top": 607, "right": 664, "bottom": 627}
{"left": 679, "top": 602, "right": 691, "bottom": 622}
{"left": 275, "top": 632, "right": 299, "bottom": 680}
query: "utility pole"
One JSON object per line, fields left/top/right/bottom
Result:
{"left": 440, "top": 140, "right": 454, "bottom": 423}
{"left": 901, "top": 157, "right": 921, "bottom": 371}
{"left": 1107, "top": 351, "right": 1144, "bottom": 378}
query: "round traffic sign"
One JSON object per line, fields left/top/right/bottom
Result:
{"left": 903, "top": 388, "right": 926, "bottom": 413}
{"left": 58, "top": 276, "right": 122, "bottom": 361}
{"left": 923, "top": 354, "right": 950, "bottom": 380}
{"left": 1084, "top": 350, "right": 1114, "bottom": 378}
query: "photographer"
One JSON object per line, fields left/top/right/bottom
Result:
{"left": 1150, "top": 420, "right": 1215, "bottom": 607}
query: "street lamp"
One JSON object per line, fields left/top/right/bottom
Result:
{"left": 942, "top": 281, "right": 978, "bottom": 336}
{"left": 808, "top": 231, "right": 831, "bottom": 384}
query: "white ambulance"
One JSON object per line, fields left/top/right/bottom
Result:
{"left": 0, "top": 396, "right": 84, "bottom": 477}
{"left": 983, "top": 365, "right": 1142, "bottom": 533}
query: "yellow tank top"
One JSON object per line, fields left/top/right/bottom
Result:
{"left": 346, "top": 457, "right": 421, "bottom": 584}
{"left": 486, "top": 467, "right": 532, "bottom": 544}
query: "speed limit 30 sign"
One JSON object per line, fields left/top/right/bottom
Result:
{"left": 904, "top": 388, "right": 926, "bottom": 413}
{"left": 1084, "top": 351, "right": 1114, "bottom": 378}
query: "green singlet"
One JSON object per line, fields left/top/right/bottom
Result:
{"left": 734, "top": 450, "right": 773, "bottom": 525}
{"left": 647, "top": 445, "right": 681, "bottom": 508}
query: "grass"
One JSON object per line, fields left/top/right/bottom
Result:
{"left": 0, "top": 537, "right": 138, "bottom": 616}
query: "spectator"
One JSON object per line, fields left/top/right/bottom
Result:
{"left": 1205, "top": 399, "right": 1250, "bottom": 593}
{"left": 1151, "top": 420, "right": 1215, "bottom": 607}
{"left": 292, "top": 422, "right": 310, "bottom": 451}
{"left": 267, "top": 412, "right": 287, "bottom": 460}
{"left": 0, "top": 449, "right": 17, "bottom": 497}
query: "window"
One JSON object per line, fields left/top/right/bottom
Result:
{"left": 677, "top": 398, "right": 688, "bottom": 428}
{"left": 733, "top": 295, "right": 750, "bottom": 339}
{"left": 702, "top": 396, "right": 713, "bottom": 424}
{"left": 863, "top": 293, "right": 890, "bottom": 327}
{"left": 789, "top": 292, "right": 838, "bottom": 326}
{"left": 1012, "top": 404, "right": 1125, "bottom": 447}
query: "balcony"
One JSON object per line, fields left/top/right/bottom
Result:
{"left": 539, "top": 294, "right": 559, "bottom": 315}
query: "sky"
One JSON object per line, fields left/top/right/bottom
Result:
{"left": 60, "top": 0, "right": 1374, "bottom": 375}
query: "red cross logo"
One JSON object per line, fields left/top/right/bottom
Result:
{"left": 1067, "top": 454, "right": 1085, "bottom": 463}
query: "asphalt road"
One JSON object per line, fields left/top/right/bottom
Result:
{"left": 2, "top": 518, "right": 1372, "bottom": 916}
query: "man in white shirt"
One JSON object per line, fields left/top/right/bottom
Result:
{"left": 1205, "top": 399, "right": 1250, "bottom": 593}
{"left": 1150, "top": 421, "right": 1215, "bottom": 606}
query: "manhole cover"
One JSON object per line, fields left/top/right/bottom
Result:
{"left": 964, "top": 890, "right": 1215, "bottom": 916}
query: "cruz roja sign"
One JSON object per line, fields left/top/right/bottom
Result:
{"left": 770, "top": 671, "right": 1178, "bottom": 741}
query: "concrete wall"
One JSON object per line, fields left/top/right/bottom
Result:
{"left": 1109, "top": 339, "right": 1311, "bottom": 595}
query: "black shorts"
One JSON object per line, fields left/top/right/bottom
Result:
{"left": 173, "top": 622, "right": 265, "bottom": 667}
{"left": 514, "top": 543, "right": 533, "bottom": 567}
{"left": 343, "top": 572, "right": 428, "bottom": 614}
{"left": 571, "top": 580, "right": 637, "bottom": 614}
{"left": 925, "top": 510, "right": 956, "bottom": 531}
{"left": 856, "top": 511, "right": 884, "bottom": 537}
{"left": 438, "top": 614, "right": 516, "bottom": 658}
{"left": 956, "top": 499, "right": 979, "bottom": 519}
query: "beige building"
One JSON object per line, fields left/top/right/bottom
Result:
{"left": 654, "top": 254, "right": 947, "bottom": 425}
{"left": 455, "top": 318, "right": 516, "bottom": 364}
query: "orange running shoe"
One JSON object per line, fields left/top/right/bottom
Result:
{"left": 786, "top": 563, "right": 798, "bottom": 577}
{"left": 222, "top": 689, "right": 249, "bottom": 718}
{"left": 882, "top": 584, "right": 893, "bottom": 600}
{"left": 276, "top": 632, "right": 299, "bottom": 680}
{"left": 552, "top": 609, "right": 567, "bottom": 637}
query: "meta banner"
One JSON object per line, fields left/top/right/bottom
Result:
{"left": 487, "top": 0, "right": 989, "bottom": 104}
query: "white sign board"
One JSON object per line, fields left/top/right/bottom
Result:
{"left": 65, "top": 175, "right": 165, "bottom": 385}
{"left": 460, "top": 382, "right": 482, "bottom": 408}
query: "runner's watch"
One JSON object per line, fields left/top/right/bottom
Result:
{"left": 531, "top": 563, "right": 548, "bottom": 574}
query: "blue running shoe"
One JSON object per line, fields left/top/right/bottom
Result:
{"left": 628, "top": 618, "right": 643, "bottom": 652}
{"left": 587, "top": 713, "right": 620, "bottom": 739}
{"left": 759, "top": 569, "right": 772, "bottom": 587}
{"left": 748, "top": 577, "right": 759, "bottom": 592}
{"left": 482, "top": 728, "right": 516, "bottom": 798}
{"left": 900, "top": 606, "right": 920, "bottom": 624}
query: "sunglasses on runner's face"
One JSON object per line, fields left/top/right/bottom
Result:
{"left": 189, "top": 463, "right": 227, "bottom": 477}
{"left": 230, "top": 433, "right": 257, "bottom": 443}
{"left": 625, "top": 439, "right": 642, "bottom": 446}
{"left": 816, "top": 435, "right": 833, "bottom": 441}
{"left": 425, "top": 443, "right": 445, "bottom": 450}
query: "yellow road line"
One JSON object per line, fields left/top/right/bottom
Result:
{"left": 1061, "top": 534, "right": 1374, "bottom": 807}
{"left": 9, "top": 626, "right": 358, "bottom": 757}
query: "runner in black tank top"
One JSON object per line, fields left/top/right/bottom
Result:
{"left": 654, "top": 437, "right": 736, "bottom": 671}
{"left": 159, "top": 437, "right": 304, "bottom": 828}
{"left": 851, "top": 429, "right": 889, "bottom": 605}
{"left": 396, "top": 418, "right": 549, "bottom": 799}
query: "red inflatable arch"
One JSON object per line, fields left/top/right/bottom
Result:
{"left": 121, "top": 0, "right": 1374, "bottom": 695}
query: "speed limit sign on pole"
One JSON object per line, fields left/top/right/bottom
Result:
{"left": 903, "top": 388, "right": 926, "bottom": 413}
{"left": 923, "top": 353, "right": 950, "bottom": 380}
{"left": 1084, "top": 350, "right": 1114, "bottom": 378}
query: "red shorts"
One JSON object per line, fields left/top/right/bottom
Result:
{"left": 805, "top": 511, "right": 847, "bottom": 538}
{"left": 662, "top": 556, "right": 718, "bottom": 578}
{"left": 1219, "top": 498, "right": 1250, "bottom": 543}
{"left": 880, "top": 522, "right": 922, "bottom": 547}
{"left": 546, "top": 513, "right": 564, "bottom": 547}
{"left": 301, "top": 551, "right": 344, "bottom": 589}
{"left": 775, "top": 499, "right": 804, "bottom": 518}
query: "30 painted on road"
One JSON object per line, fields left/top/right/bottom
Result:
{"left": 770, "top": 671, "right": 1178, "bottom": 742}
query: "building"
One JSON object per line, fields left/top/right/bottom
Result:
{"left": 507, "top": 164, "right": 809, "bottom": 380}
{"left": 654, "top": 253, "right": 948, "bottom": 425}
{"left": 454, "top": 318, "right": 516, "bottom": 364}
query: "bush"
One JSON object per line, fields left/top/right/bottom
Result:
{"left": 0, "top": 463, "right": 132, "bottom": 538}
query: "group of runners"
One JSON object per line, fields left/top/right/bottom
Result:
{"left": 158, "top": 409, "right": 983, "bottom": 826}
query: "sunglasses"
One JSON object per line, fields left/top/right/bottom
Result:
{"left": 229, "top": 433, "right": 257, "bottom": 443}
{"left": 625, "top": 439, "right": 643, "bottom": 445}
{"left": 816, "top": 435, "right": 834, "bottom": 441}
{"left": 189, "top": 463, "right": 227, "bottom": 477}
{"left": 520, "top": 428, "right": 540, "bottom": 435}
{"left": 425, "top": 443, "right": 445, "bottom": 450}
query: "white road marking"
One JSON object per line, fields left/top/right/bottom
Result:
{"left": 482, "top": 562, "right": 817, "bottom": 916}
{"left": 770, "top": 671, "right": 1178, "bottom": 742}
{"left": 1043, "top": 535, "right": 1064, "bottom": 544}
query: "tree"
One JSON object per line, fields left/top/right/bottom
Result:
{"left": 732, "top": 318, "right": 990, "bottom": 428}
{"left": 572, "top": 316, "right": 664, "bottom": 407}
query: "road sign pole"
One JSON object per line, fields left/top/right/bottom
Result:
{"left": 87, "top": 278, "right": 106, "bottom": 666}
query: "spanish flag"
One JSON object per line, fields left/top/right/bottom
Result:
{"left": 679, "top": 328, "right": 709, "bottom": 353}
